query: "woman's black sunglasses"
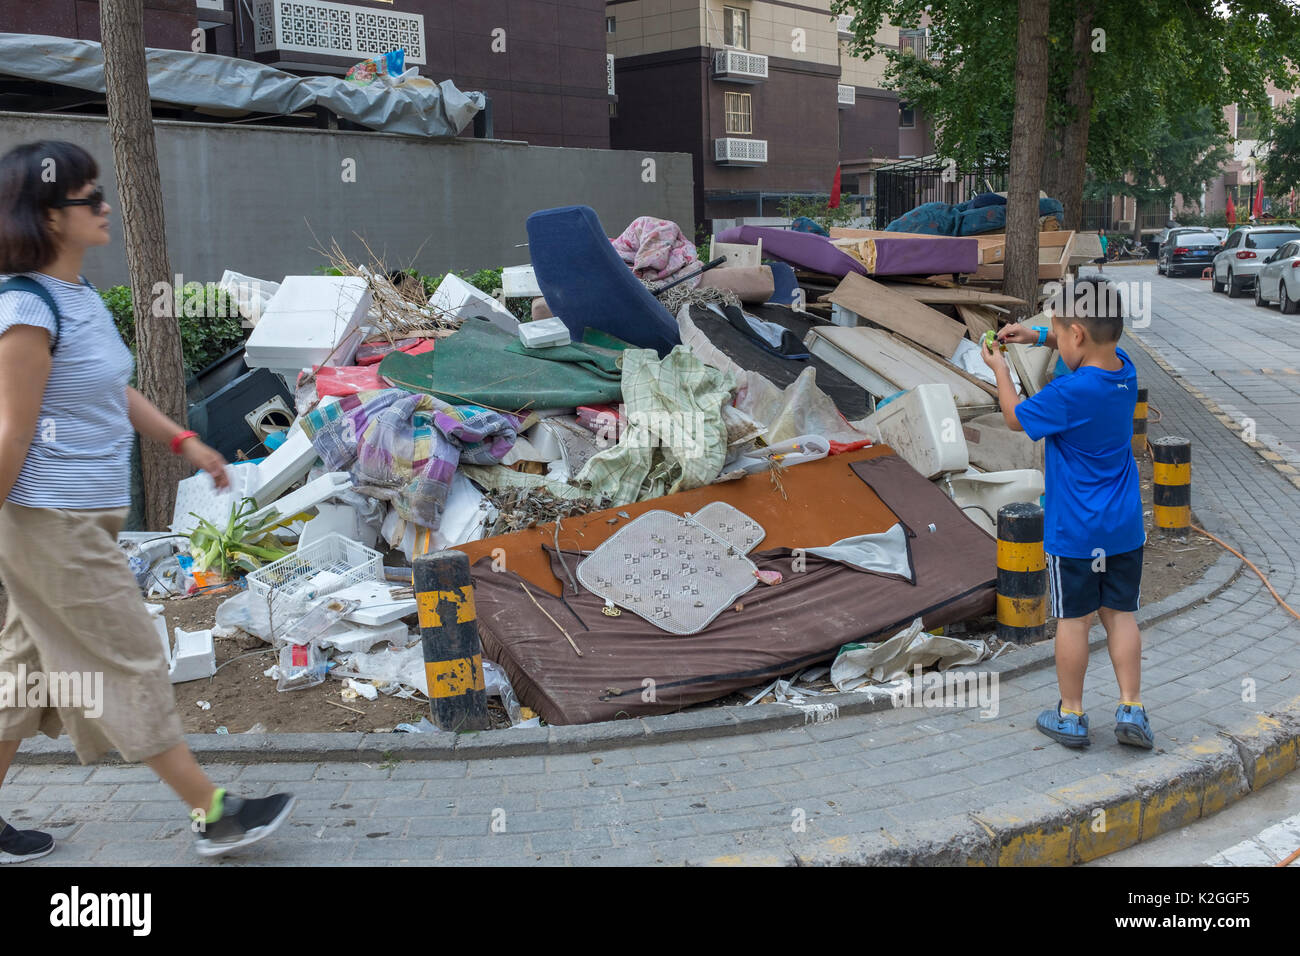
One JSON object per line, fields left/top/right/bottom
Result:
{"left": 52, "top": 186, "right": 107, "bottom": 213}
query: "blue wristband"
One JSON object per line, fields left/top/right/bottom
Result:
{"left": 1032, "top": 326, "right": 1048, "bottom": 346}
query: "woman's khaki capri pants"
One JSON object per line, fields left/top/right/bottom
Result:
{"left": 0, "top": 503, "right": 184, "bottom": 764}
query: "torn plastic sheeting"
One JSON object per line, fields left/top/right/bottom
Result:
{"left": 0, "top": 34, "right": 484, "bottom": 137}
{"left": 830, "top": 617, "right": 989, "bottom": 692}
{"left": 805, "top": 523, "right": 915, "bottom": 583}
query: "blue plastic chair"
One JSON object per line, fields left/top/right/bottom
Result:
{"left": 525, "top": 205, "right": 681, "bottom": 357}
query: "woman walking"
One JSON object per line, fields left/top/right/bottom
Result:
{"left": 0, "top": 141, "right": 293, "bottom": 862}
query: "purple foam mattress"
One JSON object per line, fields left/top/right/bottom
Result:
{"left": 715, "top": 225, "right": 867, "bottom": 278}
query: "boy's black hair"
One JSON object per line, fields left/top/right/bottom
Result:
{"left": 1054, "top": 276, "right": 1124, "bottom": 344}
{"left": 0, "top": 141, "right": 99, "bottom": 273}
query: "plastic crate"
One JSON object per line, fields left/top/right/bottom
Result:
{"left": 246, "top": 533, "right": 384, "bottom": 604}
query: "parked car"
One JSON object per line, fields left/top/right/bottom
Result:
{"left": 1252, "top": 239, "right": 1300, "bottom": 313}
{"left": 1211, "top": 227, "right": 1229, "bottom": 243}
{"left": 1157, "top": 231, "right": 1221, "bottom": 277}
{"left": 1212, "top": 226, "right": 1300, "bottom": 296}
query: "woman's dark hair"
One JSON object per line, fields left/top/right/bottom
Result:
{"left": 0, "top": 141, "right": 99, "bottom": 273}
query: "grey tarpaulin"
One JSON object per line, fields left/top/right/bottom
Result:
{"left": 0, "top": 34, "right": 484, "bottom": 138}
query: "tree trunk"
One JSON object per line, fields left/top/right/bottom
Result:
{"left": 1005, "top": 0, "right": 1052, "bottom": 319}
{"left": 1056, "top": 1, "right": 1096, "bottom": 230}
{"left": 101, "top": 0, "right": 189, "bottom": 530}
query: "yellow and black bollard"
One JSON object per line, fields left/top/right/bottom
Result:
{"left": 996, "top": 502, "right": 1046, "bottom": 644}
{"left": 414, "top": 549, "right": 489, "bottom": 732}
{"left": 1151, "top": 435, "right": 1191, "bottom": 540}
{"left": 1132, "top": 387, "right": 1148, "bottom": 458}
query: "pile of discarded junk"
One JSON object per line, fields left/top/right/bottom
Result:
{"left": 122, "top": 204, "right": 1082, "bottom": 729}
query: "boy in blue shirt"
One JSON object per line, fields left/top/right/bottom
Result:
{"left": 983, "top": 278, "right": 1153, "bottom": 749}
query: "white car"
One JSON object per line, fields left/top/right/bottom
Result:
{"left": 1253, "top": 238, "right": 1300, "bottom": 313}
{"left": 1212, "top": 226, "right": 1300, "bottom": 296}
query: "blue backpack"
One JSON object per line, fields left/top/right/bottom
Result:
{"left": 0, "top": 275, "right": 67, "bottom": 352}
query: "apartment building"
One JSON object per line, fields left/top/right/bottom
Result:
{"left": 1204, "top": 82, "right": 1298, "bottom": 218}
{"left": 606, "top": 1, "right": 933, "bottom": 223}
{"left": 0, "top": 0, "right": 612, "bottom": 147}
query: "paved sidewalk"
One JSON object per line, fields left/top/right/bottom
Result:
{"left": 4, "top": 272, "right": 1299, "bottom": 865}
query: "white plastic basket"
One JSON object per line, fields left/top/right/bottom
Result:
{"left": 246, "top": 532, "right": 384, "bottom": 604}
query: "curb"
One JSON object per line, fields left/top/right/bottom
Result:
{"left": 711, "top": 694, "right": 1300, "bottom": 866}
{"left": 1127, "top": 329, "right": 1300, "bottom": 493}
{"left": 12, "top": 550, "right": 1243, "bottom": 766}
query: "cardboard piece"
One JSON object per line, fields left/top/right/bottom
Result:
{"left": 826, "top": 272, "right": 969, "bottom": 358}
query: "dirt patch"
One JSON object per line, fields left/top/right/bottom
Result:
{"left": 0, "top": 454, "right": 1231, "bottom": 731}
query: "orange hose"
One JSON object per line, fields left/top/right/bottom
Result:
{"left": 1142, "top": 436, "right": 1299, "bottom": 621}
{"left": 1190, "top": 523, "right": 1300, "bottom": 621}
{"left": 1278, "top": 847, "right": 1300, "bottom": 867}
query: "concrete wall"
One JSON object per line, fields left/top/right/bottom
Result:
{"left": 0, "top": 113, "right": 695, "bottom": 288}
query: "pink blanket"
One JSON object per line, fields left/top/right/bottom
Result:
{"left": 610, "top": 216, "right": 699, "bottom": 283}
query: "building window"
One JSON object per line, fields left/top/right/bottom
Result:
{"left": 899, "top": 29, "right": 926, "bottom": 58}
{"left": 725, "top": 91, "right": 752, "bottom": 134}
{"left": 899, "top": 102, "right": 916, "bottom": 129}
{"left": 1236, "top": 97, "right": 1272, "bottom": 140}
{"left": 606, "top": 16, "right": 616, "bottom": 34}
{"left": 724, "top": 6, "right": 749, "bottom": 50}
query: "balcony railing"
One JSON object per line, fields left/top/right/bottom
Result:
{"left": 899, "top": 29, "right": 927, "bottom": 59}
{"left": 713, "top": 49, "right": 768, "bottom": 83}
{"left": 715, "top": 138, "right": 768, "bottom": 165}
{"left": 607, "top": 54, "right": 615, "bottom": 96}
{"left": 838, "top": 84, "right": 855, "bottom": 107}
{"left": 253, "top": 0, "right": 426, "bottom": 65}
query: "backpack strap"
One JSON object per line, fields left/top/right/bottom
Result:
{"left": 0, "top": 276, "right": 61, "bottom": 353}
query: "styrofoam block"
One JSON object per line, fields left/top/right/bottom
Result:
{"left": 427, "top": 273, "right": 519, "bottom": 334}
{"left": 245, "top": 275, "right": 370, "bottom": 370}
{"left": 331, "top": 581, "right": 417, "bottom": 626}
{"left": 169, "top": 627, "right": 216, "bottom": 683}
{"left": 170, "top": 463, "right": 258, "bottom": 535}
{"left": 502, "top": 264, "right": 542, "bottom": 298}
{"left": 518, "top": 316, "right": 571, "bottom": 348}
{"left": 248, "top": 423, "right": 318, "bottom": 505}
{"left": 151, "top": 611, "right": 170, "bottom": 661}
{"left": 249, "top": 471, "right": 352, "bottom": 526}
{"left": 299, "top": 501, "right": 378, "bottom": 550}
{"left": 319, "top": 618, "right": 409, "bottom": 654}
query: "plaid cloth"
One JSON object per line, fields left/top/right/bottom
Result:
{"left": 575, "top": 347, "right": 734, "bottom": 505}
{"left": 300, "top": 388, "right": 522, "bottom": 528}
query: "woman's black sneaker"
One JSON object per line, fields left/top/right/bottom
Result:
{"left": 0, "top": 822, "right": 55, "bottom": 864}
{"left": 194, "top": 793, "right": 295, "bottom": 858}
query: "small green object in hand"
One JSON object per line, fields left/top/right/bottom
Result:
{"left": 982, "top": 329, "right": 1006, "bottom": 353}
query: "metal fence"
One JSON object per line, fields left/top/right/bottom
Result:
{"left": 873, "top": 157, "right": 1008, "bottom": 228}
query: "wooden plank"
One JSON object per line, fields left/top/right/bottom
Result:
{"left": 825, "top": 272, "right": 969, "bottom": 359}
{"left": 974, "top": 231, "right": 1075, "bottom": 281}
{"left": 956, "top": 304, "right": 999, "bottom": 343}
{"left": 884, "top": 285, "right": 1026, "bottom": 307}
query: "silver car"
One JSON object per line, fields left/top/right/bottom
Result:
{"left": 1253, "top": 239, "right": 1300, "bottom": 313}
{"left": 1212, "top": 225, "right": 1300, "bottom": 296}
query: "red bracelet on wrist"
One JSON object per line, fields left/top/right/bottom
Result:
{"left": 170, "top": 430, "right": 198, "bottom": 455}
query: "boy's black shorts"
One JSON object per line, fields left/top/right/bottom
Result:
{"left": 1047, "top": 546, "right": 1143, "bottom": 619}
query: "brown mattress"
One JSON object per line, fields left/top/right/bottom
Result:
{"left": 462, "top": 451, "right": 996, "bottom": 725}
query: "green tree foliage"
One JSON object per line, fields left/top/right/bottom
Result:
{"left": 836, "top": 0, "right": 1300, "bottom": 209}
{"left": 102, "top": 283, "right": 246, "bottom": 376}
{"left": 1263, "top": 100, "right": 1300, "bottom": 195}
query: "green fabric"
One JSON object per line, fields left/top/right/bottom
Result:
{"left": 575, "top": 346, "right": 735, "bottom": 505}
{"left": 379, "top": 317, "right": 625, "bottom": 414}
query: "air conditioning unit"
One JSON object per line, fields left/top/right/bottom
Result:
{"left": 837, "top": 14, "right": 854, "bottom": 37}
{"left": 252, "top": 0, "right": 426, "bottom": 66}
{"left": 715, "top": 138, "right": 768, "bottom": 165}
{"left": 713, "top": 49, "right": 768, "bottom": 83}
{"left": 838, "top": 84, "right": 855, "bottom": 108}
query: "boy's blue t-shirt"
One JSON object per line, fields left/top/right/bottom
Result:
{"left": 1015, "top": 347, "right": 1145, "bottom": 559}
